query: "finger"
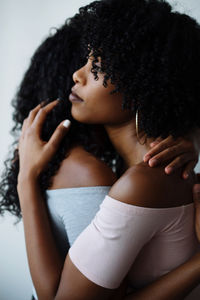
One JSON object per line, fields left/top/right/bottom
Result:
{"left": 21, "top": 118, "right": 28, "bottom": 132}
{"left": 45, "top": 120, "right": 71, "bottom": 155}
{"left": 150, "top": 141, "right": 160, "bottom": 148}
{"left": 182, "top": 160, "right": 198, "bottom": 179}
{"left": 147, "top": 144, "right": 187, "bottom": 167}
{"left": 150, "top": 137, "right": 163, "bottom": 148}
{"left": 193, "top": 184, "right": 200, "bottom": 241}
{"left": 27, "top": 103, "right": 43, "bottom": 125}
{"left": 163, "top": 153, "right": 196, "bottom": 174}
{"left": 144, "top": 136, "right": 177, "bottom": 162}
{"left": 32, "top": 100, "right": 59, "bottom": 133}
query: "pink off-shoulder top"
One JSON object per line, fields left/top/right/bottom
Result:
{"left": 69, "top": 195, "right": 199, "bottom": 289}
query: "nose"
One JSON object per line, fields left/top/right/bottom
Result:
{"left": 72, "top": 65, "right": 86, "bottom": 85}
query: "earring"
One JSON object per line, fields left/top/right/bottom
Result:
{"left": 135, "top": 110, "right": 147, "bottom": 145}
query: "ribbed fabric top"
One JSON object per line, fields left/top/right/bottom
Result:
{"left": 46, "top": 186, "right": 111, "bottom": 246}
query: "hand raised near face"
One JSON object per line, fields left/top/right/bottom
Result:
{"left": 18, "top": 100, "right": 71, "bottom": 179}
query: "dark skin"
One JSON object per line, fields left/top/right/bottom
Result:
{"left": 49, "top": 145, "right": 117, "bottom": 189}
{"left": 17, "top": 99, "right": 200, "bottom": 300}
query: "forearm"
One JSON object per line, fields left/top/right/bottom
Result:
{"left": 17, "top": 174, "right": 63, "bottom": 300}
{"left": 123, "top": 252, "right": 200, "bottom": 300}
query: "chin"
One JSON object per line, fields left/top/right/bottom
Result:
{"left": 71, "top": 106, "right": 113, "bottom": 125}
{"left": 71, "top": 108, "right": 93, "bottom": 124}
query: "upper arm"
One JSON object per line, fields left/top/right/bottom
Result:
{"left": 55, "top": 255, "right": 117, "bottom": 300}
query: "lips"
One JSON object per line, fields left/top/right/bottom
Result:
{"left": 69, "top": 91, "right": 84, "bottom": 103}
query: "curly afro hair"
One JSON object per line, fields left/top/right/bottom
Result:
{"left": 0, "top": 12, "right": 121, "bottom": 220}
{"left": 80, "top": 0, "right": 200, "bottom": 138}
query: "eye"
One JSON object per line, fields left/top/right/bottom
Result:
{"left": 93, "top": 63, "right": 103, "bottom": 73}
{"left": 90, "top": 57, "right": 104, "bottom": 80}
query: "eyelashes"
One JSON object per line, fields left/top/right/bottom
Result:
{"left": 92, "top": 59, "right": 103, "bottom": 74}
{"left": 91, "top": 66, "right": 99, "bottom": 80}
{"left": 91, "top": 60, "right": 103, "bottom": 80}
{"left": 93, "top": 64, "right": 103, "bottom": 73}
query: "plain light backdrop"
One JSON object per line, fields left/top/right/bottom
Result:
{"left": 0, "top": 1, "right": 200, "bottom": 299}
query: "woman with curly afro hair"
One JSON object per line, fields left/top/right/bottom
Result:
{"left": 7, "top": 0, "right": 200, "bottom": 299}
{"left": 1, "top": 6, "right": 196, "bottom": 300}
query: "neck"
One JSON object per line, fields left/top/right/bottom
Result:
{"left": 105, "top": 120, "right": 153, "bottom": 168}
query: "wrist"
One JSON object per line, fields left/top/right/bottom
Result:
{"left": 17, "top": 171, "right": 39, "bottom": 191}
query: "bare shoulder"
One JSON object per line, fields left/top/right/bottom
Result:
{"left": 49, "top": 146, "right": 117, "bottom": 189}
{"left": 108, "top": 163, "right": 157, "bottom": 207}
{"left": 108, "top": 162, "right": 194, "bottom": 208}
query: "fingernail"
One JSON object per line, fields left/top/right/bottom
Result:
{"left": 41, "top": 99, "right": 48, "bottom": 106}
{"left": 165, "top": 167, "right": 172, "bottom": 174}
{"left": 143, "top": 155, "right": 151, "bottom": 162}
{"left": 150, "top": 142, "right": 156, "bottom": 147}
{"left": 183, "top": 172, "right": 189, "bottom": 179}
{"left": 149, "top": 159, "right": 157, "bottom": 166}
{"left": 63, "top": 120, "right": 71, "bottom": 128}
{"left": 150, "top": 142, "right": 159, "bottom": 147}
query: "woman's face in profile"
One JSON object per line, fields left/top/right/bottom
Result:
{"left": 70, "top": 56, "right": 133, "bottom": 126}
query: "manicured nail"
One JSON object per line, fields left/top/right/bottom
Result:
{"left": 149, "top": 159, "right": 157, "bottom": 166}
{"left": 63, "top": 120, "right": 71, "bottom": 128}
{"left": 150, "top": 142, "right": 156, "bottom": 147}
{"left": 165, "top": 167, "right": 172, "bottom": 174}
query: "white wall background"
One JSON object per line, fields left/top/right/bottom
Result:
{"left": 0, "top": 1, "right": 200, "bottom": 299}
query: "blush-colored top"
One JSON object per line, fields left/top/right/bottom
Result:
{"left": 32, "top": 186, "right": 111, "bottom": 300}
{"left": 69, "top": 195, "right": 199, "bottom": 289}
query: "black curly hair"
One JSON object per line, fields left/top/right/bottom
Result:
{"left": 0, "top": 12, "right": 122, "bottom": 220}
{"left": 80, "top": 0, "right": 200, "bottom": 138}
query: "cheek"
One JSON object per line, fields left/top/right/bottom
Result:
{"left": 71, "top": 87, "right": 109, "bottom": 123}
{"left": 71, "top": 102, "right": 107, "bottom": 124}
{"left": 70, "top": 105, "right": 87, "bottom": 123}
{"left": 71, "top": 98, "right": 132, "bottom": 125}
